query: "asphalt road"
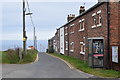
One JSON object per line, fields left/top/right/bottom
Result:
{"left": 2, "top": 52, "right": 95, "bottom": 78}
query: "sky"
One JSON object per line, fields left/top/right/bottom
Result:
{"left": 1, "top": 0, "right": 98, "bottom": 41}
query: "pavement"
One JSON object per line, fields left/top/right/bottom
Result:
{"left": 2, "top": 52, "right": 96, "bottom": 78}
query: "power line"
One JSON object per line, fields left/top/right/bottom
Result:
{"left": 26, "top": 0, "right": 37, "bottom": 50}
{"left": 26, "top": 0, "right": 35, "bottom": 28}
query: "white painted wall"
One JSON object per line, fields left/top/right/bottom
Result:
{"left": 60, "top": 27, "right": 64, "bottom": 54}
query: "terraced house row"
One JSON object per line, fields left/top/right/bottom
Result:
{"left": 48, "top": 1, "right": 120, "bottom": 71}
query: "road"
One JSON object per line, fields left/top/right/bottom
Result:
{"left": 2, "top": 52, "right": 95, "bottom": 78}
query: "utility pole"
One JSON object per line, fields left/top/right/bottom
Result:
{"left": 40, "top": 44, "right": 41, "bottom": 52}
{"left": 35, "top": 36, "right": 37, "bottom": 50}
{"left": 23, "top": 0, "right": 27, "bottom": 54}
{"left": 34, "top": 27, "right": 36, "bottom": 50}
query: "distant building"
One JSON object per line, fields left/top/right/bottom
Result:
{"left": 27, "top": 46, "right": 35, "bottom": 50}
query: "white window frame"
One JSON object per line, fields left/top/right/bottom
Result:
{"left": 97, "top": 10, "right": 102, "bottom": 27}
{"left": 65, "top": 41, "right": 68, "bottom": 50}
{"left": 65, "top": 27, "right": 68, "bottom": 29}
{"left": 70, "top": 42, "right": 74, "bottom": 52}
{"left": 70, "top": 24, "right": 74, "bottom": 27}
{"left": 91, "top": 13, "right": 97, "bottom": 28}
{"left": 79, "top": 19, "right": 85, "bottom": 31}
{"left": 70, "top": 26, "right": 74, "bottom": 34}
{"left": 65, "top": 33, "right": 68, "bottom": 35}
{"left": 80, "top": 42, "right": 85, "bottom": 54}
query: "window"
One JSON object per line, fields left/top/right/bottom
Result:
{"left": 112, "top": 46, "right": 118, "bottom": 63}
{"left": 70, "top": 42, "right": 74, "bottom": 52}
{"left": 97, "top": 10, "right": 102, "bottom": 27}
{"left": 65, "top": 27, "right": 68, "bottom": 29}
{"left": 70, "top": 26, "right": 74, "bottom": 34}
{"left": 80, "top": 42, "right": 85, "bottom": 54}
{"left": 79, "top": 19, "right": 85, "bottom": 31}
{"left": 92, "top": 10, "right": 102, "bottom": 28}
{"left": 65, "top": 41, "right": 68, "bottom": 50}
{"left": 92, "top": 13, "right": 96, "bottom": 28}
{"left": 65, "top": 27, "right": 68, "bottom": 35}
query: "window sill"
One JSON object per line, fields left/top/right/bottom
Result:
{"left": 70, "top": 50, "right": 74, "bottom": 52}
{"left": 80, "top": 52, "right": 85, "bottom": 55}
{"left": 91, "top": 25, "right": 96, "bottom": 29}
{"left": 65, "top": 33, "right": 68, "bottom": 35}
{"left": 79, "top": 29, "right": 84, "bottom": 32}
{"left": 70, "top": 32, "right": 74, "bottom": 34}
{"left": 97, "top": 24, "right": 102, "bottom": 27}
{"left": 65, "top": 49, "right": 68, "bottom": 50}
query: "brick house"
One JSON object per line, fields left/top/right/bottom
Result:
{"left": 48, "top": 1, "right": 120, "bottom": 71}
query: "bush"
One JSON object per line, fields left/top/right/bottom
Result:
{"left": 18, "top": 50, "right": 38, "bottom": 64}
{"left": 2, "top": 49, "right": 38, "bottom": 64}
{"left": 5, "top": 49, "right": 19, "bottom": 64}
{"left": 48, "top": 47, "right": 54, "bottom": 53}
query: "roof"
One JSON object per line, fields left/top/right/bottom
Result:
{"left": 48, "top": 36, "right": 55, "bottom": 41}
{"left": 58, "top": 2, "right": 104, "bottom": 29}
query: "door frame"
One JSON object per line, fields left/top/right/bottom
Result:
{"left": 88, "top": 37, "right": 104, "bottom": 68}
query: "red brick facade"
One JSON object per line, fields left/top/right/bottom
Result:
{"left": 109, "top": 2, "right": 120, "bottom": 70}
{"left": 48, "top": 2, "right": 120, "bottom": 71}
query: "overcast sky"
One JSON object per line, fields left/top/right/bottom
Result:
{"left": 1, "top": 0, "right": 98, "bottom": 41}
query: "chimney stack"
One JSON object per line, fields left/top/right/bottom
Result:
{"left": 79, "top": 6, "right": 85, "bottom": 14}
{"left": 67, "top": 14, "right": 75, "bottom": 22}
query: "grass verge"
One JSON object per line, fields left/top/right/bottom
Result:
{"left": 18, "top": 50, "right": 38, "bottom": 64}
{"left": 0, "top": 49, "right": 38, "bottom": 64}
{"left": 48, "top": 53, "right": 120, "bottom": 78}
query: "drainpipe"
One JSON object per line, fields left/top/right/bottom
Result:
{"left": 107, "top": 2, "right": 111, "bottom": 69}
{"left": 68, "top": 26, "right": 69, "bottom": 56}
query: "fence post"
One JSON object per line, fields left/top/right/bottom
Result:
{"left": 18, "top": 48, "right": 22, "bottom": 60}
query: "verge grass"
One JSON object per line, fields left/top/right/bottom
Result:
{"left": 0, "top": 50, "right": 38, "bottom": 64}
{"left": 49, "top": 53, "right": 120, "bottom": 78}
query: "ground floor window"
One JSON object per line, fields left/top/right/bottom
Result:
{"left": 65, "top": 41, "right": 68, "bottom": 50}
{"left": 80, "top": 42, "right": 85, "bottom": 54}
{"left": 70, "top": 42, "right": 74, "bottom": 52}
{"left": 112, "top": 46, "right": 118, "bottom": 63}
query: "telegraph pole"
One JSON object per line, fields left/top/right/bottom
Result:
{"left": 35, "top": 36, "right": 37, "bottom": 50}
{"left": 34, "top": 27, "right": 36, "bottom": 50}
{"left": 23, "top": 0, "right": 27, "bottom": 54}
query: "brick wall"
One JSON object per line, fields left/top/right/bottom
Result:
{"left": 49, "top": 2, "right": 120, "bottom": 71}
{"left": 109, "top": 2, "right": 120, "bottom": 70}
{"left": 66, "top": 3, "right": 109, "bottom": 68}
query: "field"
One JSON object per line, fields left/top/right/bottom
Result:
{"left": 0, "top": 50, "right": 38, "bottom": 64}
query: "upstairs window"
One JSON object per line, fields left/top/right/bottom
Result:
{"left": 65, "top": 27, "right": 68, "bottom": 35}
{"left": 97, "top": 10, "right": 102, "bottom": 27}
{"left": 70, "top": 24, "right": 74, "bottom": 34}
{"left": 92, "top": 13, "right": 96, "bottom": 28}
{"left": 79, "top": 19, "right": 85, "bottom": 31}
{"left": 92, "top": 10, "right": 102, "bottom": 28}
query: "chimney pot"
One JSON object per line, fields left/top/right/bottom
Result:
{"left": 67, "top": 14, "right": 75, "bottom": 22}
{"left": 79, "top": 6, "right": 85, "bottom": 14}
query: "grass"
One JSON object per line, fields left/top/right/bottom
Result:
{"left": 49, "top": 53, "right": 120, "bottom": 78}
{"left": 0, "top": 49, "right": 38, "bottom": 64}
{"left": 0, "top": 51, "right": 2, "bottom": 63}
{"left": 18, "top": 50, "right": 38, "bottom": 64}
